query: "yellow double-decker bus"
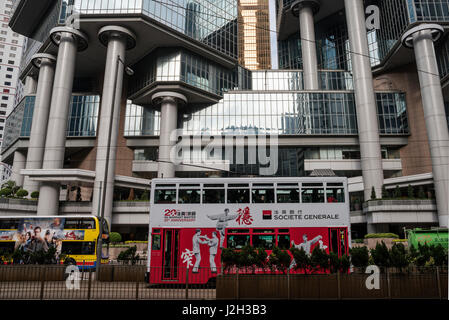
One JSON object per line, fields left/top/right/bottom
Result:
{"left": 0, "top": 215, "right": 109, "bottom": 268}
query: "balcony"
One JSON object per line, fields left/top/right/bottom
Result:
{"left": 363, "top": 199, "right": 438, "bottom": 224}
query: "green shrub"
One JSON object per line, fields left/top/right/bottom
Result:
{"left": 430, "top": 244, "right": 448, "bottom": 266}
{"left": 140, "top": 190, "right": 150, "bottom": 201}
{"left": 364, "top": 233, "right": 399, "bottom": 239}
{"left": 310, "top": 247, "right": 329, "bottom": 272}
{"left": 349, "top": 246, "right": 369, "bottom": 270}
{"left": 417, "top": 186, "right": 426, "bottom": 199}
{"left": 370, "top": 242, "right": 390, "bottom": 267}
{"left": 117, "top": 246, "right": 140, "bottom": 265}
{"left": 15, "top": 189, "right": 28, "bottom": 198}
{"left": 370, "top": 186, "right": 377, "bottom": 200}
{"left": 393, "top": 185, "right": 401, "bottom": 198}
{"left": 407, "top": 185, "right": 414, "bottom": 199}
{"left": 352, "top": 239, "right": 364, "bottom": 244}
{"left": 109, "top": 232, "right": 122, "bottom": 243}
{"left": 390, "top": 243, "right": 409, "bottom": 270}
{"left": 267, "top": 247, "right": 291, "bottom": 274}
{"left": 221, "top": 247, "right": 239, "bottom": 271}
{"left": 381, "top": 185, "right": 389, "bottom": 199}
{"left": 0, "top": 188, "right": 13, "bottom": 197}
{"left": 290, "top": 247, "right": 311, "bottom": 273}
{"left": 30, "top": 191, "right": 39, "bottom": 199}
{"left": 124, "top": 240, "right": 148, "bottom": 244}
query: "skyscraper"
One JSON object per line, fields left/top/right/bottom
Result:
{"left": 0, "top": 0, "right": 24, "bottom": 184}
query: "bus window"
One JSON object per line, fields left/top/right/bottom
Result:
{"left": 0, "top": 219, "right": 19, "bottom": 229}
{"left": 64, "top": 218, "right": 96, "bottom": 230}
{"left": 0, "top": 242, "right": 15, "bottom": 254}
{"left": 252, "top": 188, "right": 274, "bottom": 203}
{"left": 252, "top": 234, "right": 275, "bottom": 250}
{"left": 152, "top": 234, "right": 161, "bottom": 250}
{"left": 155, "top": 189, "right": 176, "bottom": 204}
{"left": 276, "top": 188, "right": 299, "bottom": 203}
{"left": 203, "top": 188, "right": 225, "bottom": 203}
{"left": 301, "top": 187, "right": 325, "bottom": 203}
{"left": 61, "top": 241, "right": 96, "bottom": 255}
{"left": 326, "top": 188, "right": 345, "bottom": 203}
{"left": 227, "top": 234, "right": 250, "bottom": 249}
{"left": 277, "top": 234, "right": 290, "bottom": 249}
{"left": 227, "top": 188, "right": 249, "bottom": 204}
{"left": 179, "top": 189, "right": 201, "bottom": 204}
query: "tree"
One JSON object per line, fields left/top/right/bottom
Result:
{"left": 429, "top": 244, "right": 448, "bottom": 267}
{"left": 289, "top": 247, "right": 311, "bottom": 274}
{"left": 370, "top": 186, "right": 377, "bottom": 200}
{"left": 310, "top": 247, "right": 329, "bottom": 273}
{"left": 393, "top": 185, "right": 401, "bottom": 198}
{"left": 370, "top": 242, "right": 390, "bottom": 267}
{"left": 268, "top": 247, "right": 291, "bottom": 274}
{"left": 407, "top": 184, "right": 414, "bottom": 199}
{"left": 349, "top": 246, "right": 370, "bottom": 270}
{"left": 417, "top": 186, "right": 426, "bottom": 199}
{"left": 381, "top": 185, "right": 389, "bottom": 199}
{"left": 390, "top": 243, "right": 409, "bottom": 270}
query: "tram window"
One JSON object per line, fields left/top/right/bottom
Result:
{"left": 254, "top": 229, "right": 275, "bottom": 234}
{"left": 155, "top": 189, "right": 177, "bottom": 204}
{"left": 152, "top": 234, "right": 161, "bottom": 250}
{"left": 277, "top": 235, "right": 291, "bottom": 249}
{"left": 252, "top": 188, "right": 274, "bottom": 203}
{"left": 203, "top": 189, "right": 225, "bottom": 203}
{"left": 301, "top": 188, "right": 325, "bottom": 203}
{"left": 227, "top": 189, "right": 249, "bottom": 204}
{"left": 227, "top": 229, "right": 250, "bottom": 234}
{"left": 326, "top": 188, "right": 345, "bottom": 203}
{"left": 227, "top": 235, "right": 250, "bottom": 249}
{"left": 179, "top": 189, "right": 201, "bottom": 204}
{"left": 252, "top": 235, "right": 275, "bottom": 250}
{"left": 61, "top": 241, "right": 95, "bottom": 255}
{"left": 276, "top": 189, "right": 299, "bottom": 203}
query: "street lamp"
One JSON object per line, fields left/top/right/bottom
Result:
{"left": 96, "top": 55, "right": 134, "bottom": 278}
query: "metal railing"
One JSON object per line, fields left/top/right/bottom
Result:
{"left": 0, "top": 264, "right": 446, "bottom": 300}
{"left": 0, "top": 265, "right": 215, "bottom": 300}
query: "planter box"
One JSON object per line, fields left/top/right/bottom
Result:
{"left": 0, "top": 265, "right": 65, "bottom": 281}
{"left": 97, "top": 265, "right": 146, "bottom": 282}
{"left": 217, "top": 270, "right": 448, "bottom": 300}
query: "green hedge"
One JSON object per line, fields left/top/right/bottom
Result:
{"left": 109, "top": 232, "right": 122, "bottom": 243}
{"left": 364, "top": 233, "right": 399, "bottom": 239}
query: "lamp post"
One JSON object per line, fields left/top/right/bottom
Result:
{"left": 95, "top": 56, "right": 133, "bottom": 278}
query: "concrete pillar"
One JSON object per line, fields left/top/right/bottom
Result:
{"left": 37, "top": 27, "right": 88, "bottom": 216}
{"left": 92, "top": 26, "right": 136, "bottom": 225}
{"left": 23, "top": 54, "right": 56, "bottom": 195}
{"left": 291, "top": 0, "right": 320, "bottom": 90}
{"left": 24, "top": 75, "right": 38, "bottom": 95}
{"left": 10, "top": 150, "right": 26, "bottom": 186}
{"left": 402, "top": 24, "right": 449, "bottom": 227}
{"left": 344, "top": 0, "right": 384, "bottom": 201}
{"left": 152, "top": 92, "right": 187, "bottom": 178}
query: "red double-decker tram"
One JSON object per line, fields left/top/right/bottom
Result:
{"left": 146, "top": 177, "right": 351, "bottom": 284}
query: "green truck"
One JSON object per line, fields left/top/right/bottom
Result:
{"left": 406, "top": 228, "right": 448, "bottom": 250}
